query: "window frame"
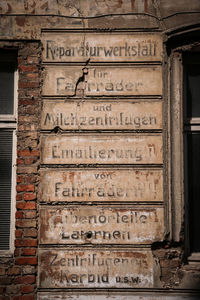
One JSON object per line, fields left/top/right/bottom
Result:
{"left": 0, "top": 60, "right": 18, "bottom": 256}
{"left": 170, "top": 48, "right": 200, "bottom": 263}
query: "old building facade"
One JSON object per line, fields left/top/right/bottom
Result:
{"left": 0, "top": 1, "right": 200, "bottom": 299}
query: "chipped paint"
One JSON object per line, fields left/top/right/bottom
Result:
{"left": 41, "top": 100, "right": 162, "bottom": 131}
{"left": 39, "top": 206, "right": 164, "bottom": 244}
{"left": 42, "top": 32, "right": 162, "bottom": 63}
{"left": 39, "top": 168, "right": 163, "bottom": 203}
{"left": 38, "top": 248, "right": 154, "bottom": 288}
{"left": 42, "top": 66, "right": 163, "bottom": 96}
{"left": 40, "top": 134, "right": 163, "bottom": 165}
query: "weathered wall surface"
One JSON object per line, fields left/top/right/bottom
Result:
{"left": 0, "top": 0, "right": 200, "bottom": 38}
{"left": 0, "top": 41, "right": 41, "bottom": 300}
{"left": 0, "top": 1, "right": 200, "bottom": 300}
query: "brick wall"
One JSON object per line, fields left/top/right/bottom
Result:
{"left": 0, "top": 42, "right": 41, "bottom": 300}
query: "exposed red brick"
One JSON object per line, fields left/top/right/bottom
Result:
{"left": 17, "top": 150, "right": 39, "bottom": 157}
{"left": 16, "top": 202, "right": 36, "bottom": 210}
{"left": 27, "top": 56, "right": 39, "bottom": 64}
{"left": 17, "top": 166, "right": 38, "bottom": 175}
{"left": 0, "top": 277, "right": 12, "bottom": 285}
{"left": 15, "top": 239, "right": 37, "bottom": 247}
{"left": 12, "top": 297, "right": 21, "bottom": 300}
{"left": 24, "top": 158, "right": 34, "bottom": 164}
{"left": 24, "top": 229, "right": 37, "bottom": 237}
{"left": 23, "top": 193, "right": 36, "bottom": 201}
{"left": 18, "top": 65, "right": 38, "bottom": 72}
{"left": 16, "top": 211, "right": 24, "bottom": 219}
{"left": 17, "top": 176, "right": 24, "bottom": 183}
{"left": 16, "top": 219, "right": 36, "bottom": 228}
{"left": 22, "top": 295, "right": 35, "bottom": 300}
{"left": 16, "top": 185, "right": 34, "bottom": 192}
{"left": 18, "top": 81, "right": 39, "bottom": 89}
{"left": 15, "top": 257, "right": 37, "bottom": 265}
{"left": 24, "top": 175, "right": 37, "bottom": 184}
{"left": 14, "top": 248, "right": 20, "bottom": 256}
{"left": 160, "top": 259, "right": 180, "bottom": 268}
{"left": 17, "top": 158, "right": 24, "bottom": 165}
{"left": 14, "top": 275, "right": 35, "bottom": 285}
{"left": 13, "top": 293, "right": 35, "bottom": 299}
{"left": 7, "top": 266, "right": 21, "bottom": 275}
{"left": 24, "top": 211, "right": 36, "bottom": 219}
{"left": 21, "top": 285, "right": 34, "bottom": 294}
{"left": 22, "top": 248, "right": 36, "bottom": 256}
{"left": 19, "top": 99, "right": 37, "bottom": 105}
{"left": 26, "top": 73, "right": 38, "bottom": 79}
{"left": 0, "top": 296, "right": 10, "bottom": 300}
{"left": 0, "top": 267, "right": 6, "bottom": 275}
{"left": 16, "top": 194, "right": 23, "bottom": 201}
{"left": 15, "top": 229, "right": 22, "bottom": 238}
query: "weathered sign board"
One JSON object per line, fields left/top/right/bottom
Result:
{"left": 41, "top": 100, "right": 162, "bottom": 131}
{"left": 39, "top": 206, "right": 164, "bottom": 244}
{"left": 39, "top": 30, "right": 164, "bottom": 294}
{"left": 42, "top": 32, "right": 162, "bottom": 62}
{"left": 41, "top": 134, "right": 163, "bottom": 165}
{"left": 39, "top": 169, "right": 163, "bottom": 203}
{"left": 42, "top": 66, "right": 162, "bottom": 96}
{"left": 38, "top": 249, "right": 154, "bottom": 288}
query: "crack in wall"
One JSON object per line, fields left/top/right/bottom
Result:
{"left": 74, "top": 59, "right": 90, "bottom": 97}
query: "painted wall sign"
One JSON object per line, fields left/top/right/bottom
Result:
{"left": 42, "top": 66, "right": 162, "bottom": 96}
{"left": 41, "top": 100, "right": 162, "bottom": 131}
{"left": 39, "top": 206, "right": 164, "bottom": 244}
{"left": 42, "top": 32, "right": 162, "bottom": 62}
{"left": 40, "top": 134, "right": 163, "bottom": 165}
{"left": 38, "top": 249, "right": 154, "bottom": 288}
{"left": 39, "top": 169, "right": 163, "bottom": 203}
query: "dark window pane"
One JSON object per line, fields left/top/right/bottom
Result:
{"left": 187, "top": 133, "right": 200, "bottom": 252}
{"left": 183, "top": 53, "right": 200, "bottom": 118}
{"left": 0, "top": 131, "right": 13, "bottom": 250}
{"left": 185, "top": 65, "right": 200, "bottom": 118}
{"left": 0, "top": 63, "right": 15, "bottom": 114}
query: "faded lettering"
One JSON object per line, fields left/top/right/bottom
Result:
{"left": 39, "top": 169, "right": 163, "bottom": 203}
{"left": 42, "top": 101, "right": 161, "bottom": 130}
{"left": 42, "top": 33, "right": 162, "bottom": 62}
{"left": 39, "top": 207, "right": 164, "bottom": 244}
{"left": 41, "top": 135, "right": 163, "bottom": 165}
{"left": 42, "top": 66, "right": 162, "bottom": 96}
{"left": 39, "top": 249, "right": 154, "bottom": 288}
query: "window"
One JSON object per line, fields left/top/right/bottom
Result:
{"left": 0, "top": 50, "right": 17, "bottom": 254}
{"left": 183, "top": 53, "right": 200, "bottom": 257}
{"left": 170, "top": 47, "right": 200, "bottom": 262}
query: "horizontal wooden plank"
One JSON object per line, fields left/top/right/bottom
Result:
{"left": 39, "top": 206, "right": 164, "bottom": 245}
{"left": 39, "top": 169, "right": 163, "bottom": 203}
{"left": 40, "top": 134, "right": 163, "bottom": 165}
{"left": 38, "top": 293, "right": 200, "bottom": 300}
{"left": 41, "top": 100, "right": 162, "bottom": 130}
{"left": 42, "top": 33, "right": 162, "bottom": 62}
{"left": 42, "top": 66, "right": 162, "bottom": 96}
{"left": 38, "top": 249, "right": 154, "bottom": 288}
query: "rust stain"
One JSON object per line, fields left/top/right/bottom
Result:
{"left": 53, "top": 215, "right": 62, "bottom": 226}
{"left": 15, "top": 16, "right": 26, "bottom": 27}
{"left": 144, "top": 0, "right": 148, "bottom": 13}
{"left": 131, "top": 0, "right": 135, "bottom": 11}
{"left": 31, "top": 1, "right": 36, "bottom": 9}
{"left": 69, "top": 172, "right": 75, "bottom": 184}
{"left": 116, "top": 0, "right": 123, "bottom": 9}
{"left": 7, "top": 3, "right": 12, "bottom": 14}
{"left": 41, "top": 1, "right": 48, "bottom": 10}
{"left": 62, "top": 172, "right": 67, "bottom": 182}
